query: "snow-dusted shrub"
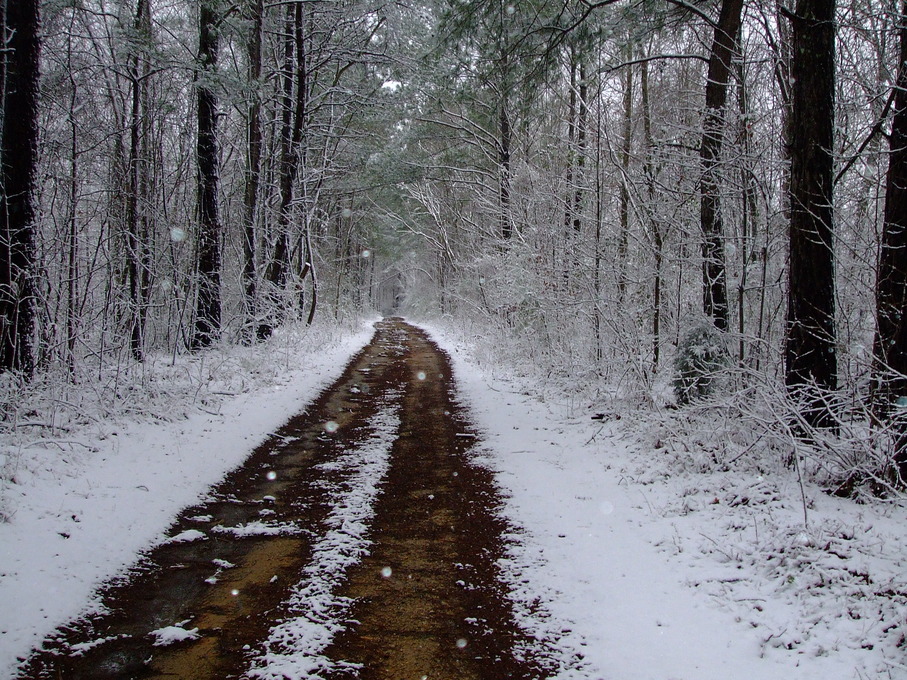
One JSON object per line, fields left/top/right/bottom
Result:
{"left": 672, "top": 320, "right": 729, "bottom": 405}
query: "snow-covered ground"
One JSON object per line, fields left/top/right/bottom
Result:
{"left": 2, "top": 318, "right": 905, "bottom": 679}
{"left": 427, "top": 323, "right": 907, "bottom": 680}
{"left": 0, "top": 320, "right": 377, "bottom": 677}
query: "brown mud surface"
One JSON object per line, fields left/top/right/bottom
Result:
{"left": 17, "top": 319, "right": 558, "bottom": 680}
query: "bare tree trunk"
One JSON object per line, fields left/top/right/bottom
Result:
{"left": 65, "top": 11, "right": 80, "bottom": 376}
{"left": 242, "top": 0, "right": 263, "bottom": 342}
{"left": 125, "top": 0, "right": 152, "bottom": 361}
{"left": 562, "top": 54, "right": 576, "bottom": 288}
{"left": 192, "top": 0, "right": 222, "bottom": 350}
{"left": 872, "top": 0, "right": 907, "bottom": 478}
{"left": 303, "top": 224, "right": 317, "bottom": 325}
{"left": 641, "top": 58, "right": 662, "bottom": 373}
{"left": 592, "top": 59, "right": 604, "bottom": 364}
{"left": 617, "top": 48, "right": 633, "bottom": 303}
{"left": 561, "top": 53, "right": 587, "bottom": 287}
{"left": 263, "top": 2, "right": 295, "bottom": 297}
{"left": 572, "top": 61, "right": 588, "bottom": 238}
{"left": 499, "top": 100, "right": 512, "bottom": 240}
{"left": 700, "top": 0, "right": 744, "bottom": 330}
{"left": 0, "top": 0, "right": 40, "bottom": 376}
{"left": 261, "top": 1, "right": 307, "bottom": 336}
{"left": 785, "top": 0, "right": 837, "bottom": 429}
{"left": 291, "top": 1, "right": 314, "bottom": 323}
{"left": 736, "top": 59, "right": 761, "bottom": 366}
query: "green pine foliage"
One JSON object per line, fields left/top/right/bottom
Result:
{"left": 673, "top": 321, "right": 729, "bottom": 405}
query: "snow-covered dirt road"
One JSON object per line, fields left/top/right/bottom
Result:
{"left": 16, "top": 319, "right": 560, "bottom": 679}
{"left": 7, "top": 318, "right": 905, "bottom": 679}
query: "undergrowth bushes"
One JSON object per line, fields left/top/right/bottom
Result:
{"left": 0, "top": 318, "right": 365, "bottom": 522}
{"left": 430, "top": 304, "right": 904, "bottom": 500}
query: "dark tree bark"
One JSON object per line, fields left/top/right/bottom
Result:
{"left": 0, "top": 0, "right": 40, "bottom": 376}
{"left": 242, "top": 0, "right": 263, "bottom": 343}
{"left": 561, "top": 52, "right": 586, "bottom": 288}
{"left": 699, "top": 0, "right": 744, "bottom": 330}
{"left": 641, "top": 59, "right": 663, "bottom": 374}
{"left": 563, "top": 55, "right": 577, "bottom": 265}
{"left": 126, "top": 0, "right": 152, "bottom": 361}
{"left": 303, "top": 224, "right": 317, "bottom": 325}
{"left": 499, "top": 99, "right": 512, "bottom": 240}
{"left": 617, "top": 51, "right": 633, "bottom": 303}
{"left": 736, "top": 59, "right": 760, "bottom": 365}
{"left": 192, "top": 0, "right": 222, "bottom": 350}
{"left": 64, "top": 10, "right": 80, "bottom": 375}
{"left": 260, "top": 1, "right": 306, "bottom": 338}
{"left": 290, "top": 0, "right": 314, "bottom": 324}
{"left": 572, "top": 61, "right": 588, "bottom": 238}
{"left": 568, "top": 61, "right": 588, "bottom": 289}
{"left": 873, "top": 0, "right": 907, "bottom": 478}
{"left": 264, "top": 1, "right": 296, "bottom": 292}
{"left": 785, "top": 0, "right": 837, "bottom": 429}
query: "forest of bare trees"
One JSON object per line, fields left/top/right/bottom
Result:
{"left": 2, "top": 0, "right": 907, "bottom": 489}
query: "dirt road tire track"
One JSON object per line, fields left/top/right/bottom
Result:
{"left": 16, "top": 319, "right": 555, "bottom": 680}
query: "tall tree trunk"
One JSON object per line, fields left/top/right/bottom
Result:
{"left": 617, "top": 49, "right": 633, "bottom": 303}
{"left": 562, "top": 55, "right": 577, "bottom": 288}
{"left": 126, "top": 0, "right": 152, "bottom": 361}
{"left": 785, "top": 0, "right": 837, "bottom": 429}
{"left": 291, "top": 0, "right": 313, "bottom": 322}
{"left": 872, "top": 0, "right": 907, "bottom": 479}
{"left": 641, "top": 58, "right": 662, "bottom": 374}
{"left": 261, "top": 1, "right": 307, "bottom": 336}
{"left": 242, "top": 0, "right": 263, "bottom": 342}
{"left": 592, "top": 60, "right": 604, "bottom": 364}
{"left": 561, "top": 53, "right": 587, "bottom": 287}
{"left": 192, "top": 0, "right": 222, "bottom": 350}
{"left": 735, "top": 58, "right": 762, "bottom": 368}
{"left": 303, "top": 224, "right": 317, "bottom": 325}
{"left": 700, "top": 0, "right": 744, "bottom": 330}
{"left": 0, "top": 0, "right": 40, "bottom": 376}
{"left": 499, "top": 99, "right": 512, "bottom": 240}
{"left": 572, "top": 61, "right": 588, "bottom": 237}
{"left": 259, "top": 4, "right": 295, "bottom": 338}
{"left": 65, "top": 10, "right": 80, "bottom": 376}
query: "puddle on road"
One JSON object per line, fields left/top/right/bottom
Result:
{"left": 17, "top": 323, "right": 402, "bottom": 680}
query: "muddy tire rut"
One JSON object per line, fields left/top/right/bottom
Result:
{"left": 17, "top": 320, "right": 554, "bottom": 680}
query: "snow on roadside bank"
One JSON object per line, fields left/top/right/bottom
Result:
{"left": 424, "top": 323, "right": 907, "bottom": 680}
{"left": 0, "top": 320, "right": 377, "bottom": 678}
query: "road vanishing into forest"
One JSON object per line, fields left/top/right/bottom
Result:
{"left": 17, "top": 319, "right": 558, "bottom": 680}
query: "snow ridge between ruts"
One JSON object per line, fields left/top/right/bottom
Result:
{"left": 248, "top": 393, "right": 401, "bottom": 680}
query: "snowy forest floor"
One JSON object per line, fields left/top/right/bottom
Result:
{"left": 1, "top": 317, "right": 906, "bottom": 679}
